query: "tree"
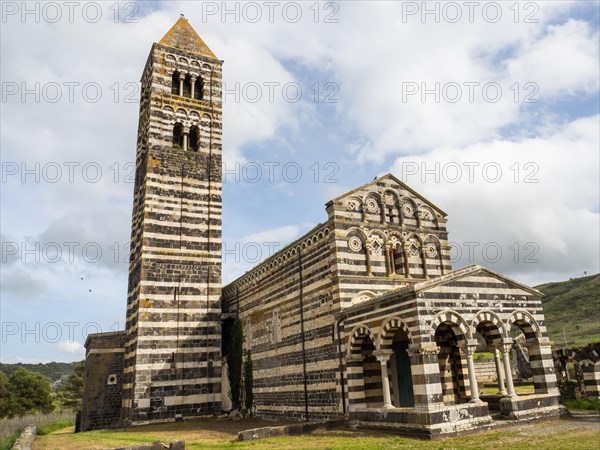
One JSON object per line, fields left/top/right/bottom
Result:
{"left": 56, "top": 361, "right": 84, "bottom": 408}
{"left": 0, "top": 371, "right": 14, "bottom": 418}
{"left": 244, "top": 352, "right": 253, "bottom": 413}
{"left": 8, "top": 367, "right": 54, "bottom": 416}
{"left": 227, "top": 319, "right": 243, "bottom": 409}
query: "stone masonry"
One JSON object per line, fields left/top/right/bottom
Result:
{"left": 81, "top": 18, "right": 563, "bottom": 437}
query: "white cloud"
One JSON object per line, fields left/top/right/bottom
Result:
{"left": 390, "top": 115, "right": 600, "bottom": 284}
{"left": 1, "top": 267, "right": 48, "bottom": 301}
{"left": 56, "top": 340, "right": 85, "bottom": 355}
{"left": 507, "top": 19, "right": 600, "bottom": 98}
{"left": 241, "top": 225, "right": 300, "bottom": 244}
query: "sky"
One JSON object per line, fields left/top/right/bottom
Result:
{"left": 1, "top": 1, "right": 599, "bottom": 363}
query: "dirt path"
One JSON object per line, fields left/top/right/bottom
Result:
{"left": 509, "top": 418, "right": 599, "bottom": 436}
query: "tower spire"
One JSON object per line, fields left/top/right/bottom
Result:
{"left": 159, "top": 15, "right": 218, "bottom": 59}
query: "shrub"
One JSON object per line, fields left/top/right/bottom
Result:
{"left": 244, "top": 352, "right": 253, "bottom": 413}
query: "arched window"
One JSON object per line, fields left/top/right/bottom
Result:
{"left": 172, "top": 123, "right": 184, "bottom": 148}
{"left": 188, "top": 126, "right": 199, "bottom": 152}
{"left": 194, "top": 77, "right": 204, "bottom": 100}
{"left": 171, "top": 71, "right": 180, "bottom": 95}
{"left": 183, "top": 74, "right": 192, "bottom": 98}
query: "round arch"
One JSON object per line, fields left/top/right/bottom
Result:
{"left": 431, "top": 310, "right": 471, "bottom": 341}
{"left": 378, "top": 316, "right": 413, "bottom": 349}
{"left": 347, "top": 324, "right": 377, "bottom": 358}
{"left": 506, "top": 310, "right": 541, "bottom": 339}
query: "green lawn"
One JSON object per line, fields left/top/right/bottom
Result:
{"left": 481, "top": 384, "right": 535, "bottom": 396}
{"left": 32, "top": 417, "right": 600, "bottom": 450}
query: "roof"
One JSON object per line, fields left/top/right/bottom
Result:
{"left": 158, "top": 15, "right": 218, "bottom": 59}
{"left": 328, "top": 173, "right": 447, "bottom": 217}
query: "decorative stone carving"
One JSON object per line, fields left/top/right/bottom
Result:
{"left": 348, "top": 236, "right": 363, "bottom": 253}
{"left": 365, "top": 197, "right": 379, "bottom": 213}
{"left": 402, "top": 203, "right": 414, "bottom": 217}
{"left": 425, "top": 244, "right": 438, "bottom": 257}
{"left": 408, "top": 243, "right": 420, "bottom": 257}
{"left": 370, "top": 237, "right": 383, "bottom": 255}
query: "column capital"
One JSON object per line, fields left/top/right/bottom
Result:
{"left": 407, "top": 343, "right": 440, "bottom": 356}
{"left": 463, "top": 339, "right": 479, "bottom": 351}
{"left": 182, "top": 125, "right": 190, "bottom": 133}
{"left": 372, "top": 349, "right": 393, "bottom": 362}
{"left": 499, "top": 338, "right": 513, "bottom": 353}
{"left": 346, "top": 352, "right": 363, "bottom": 362}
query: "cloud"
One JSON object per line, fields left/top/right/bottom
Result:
{"left": 1, "top": 267, "right": 48, "bottom": 301}
{"left": 241, "top": 225, "right": 300, "bottom": 244}
{"left": 507, "top": 19, "right": 600, "bottom": 98}
{"left": 56, "top": 340, "right": 85, "bottom": 355}
{"left": 390, "top": 115, "right": 600, "bottom": 283}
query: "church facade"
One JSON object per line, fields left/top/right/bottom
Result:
{"left": 80, "top": 18, "right": 561, "bottom": 437}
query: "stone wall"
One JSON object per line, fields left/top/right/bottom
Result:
{"left": 81, "top": 331, "right": 126, "bottom": 431}
{"left": 222, "top": 224, "right": 341, "bottom": 420}
{"left": 553, "top": 343, "right": 600, "bottom": 397}
{"left": 474, "top": 361, "right": 497, "bottom": 384}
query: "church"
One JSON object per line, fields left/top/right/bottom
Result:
{"left": 80, "top": 17, "right": 561, "bottom": 437}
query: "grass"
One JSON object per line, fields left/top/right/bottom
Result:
{"left": 563, "top": 397, "right": 600, "bottom": 412}
{"left": 0, "top": 430, "right": 21, "bottom": 450}
{"left": 481, "top": 384, "right": 535, "bottom": 396}
{"left": 32, "top": 416, "right": 600, "bottom": 450}
{"left": 474, "top": 352, "right": 494, "bottom": 360}
{"left": 37, "top": 419, "right": 75, "bottom": 435}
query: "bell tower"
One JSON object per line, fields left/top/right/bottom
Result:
{"left": 122, "top": 16, "right": 223, "bottom": 423}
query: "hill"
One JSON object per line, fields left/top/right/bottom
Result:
{"left": 536, "top": 273, "right": 600, "bottom": 349}
{"left": 0, "top": 361, "right": 80, "bottom": 382}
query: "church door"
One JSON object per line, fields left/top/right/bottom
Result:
{"left": 394, "top": 345, "right": 415, "bottom": 407}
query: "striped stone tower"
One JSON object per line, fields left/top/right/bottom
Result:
{"left": 122, "top": 16, "right": 223, "bottom": 423}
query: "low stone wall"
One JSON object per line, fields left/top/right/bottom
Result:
{"left": 238, "top": 420, "right": 345, "bottom": 441}
{"left": 350, "top": 403, "right": 492, "bottom": 439}
{"left": 475, "top": 361, "right": 497, "bottom": 384}
{"left": 499, "top": 394, "right": 561, "bottom": 420}
{"left": 111, "top": 441, "right": 184, "bottom": 450}
{"left": 11, "top": 425, "right": 36, "bottom": 450}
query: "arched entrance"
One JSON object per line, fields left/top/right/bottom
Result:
{"left": 380, "top": 319, "right": 414, "bottom": 407}
{"left": 346, "top": 327, "right": 383, "bottom": 410}
{"left": 434, "top": 322, "right": 469, "bottom": 405}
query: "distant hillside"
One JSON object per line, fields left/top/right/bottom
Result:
{"left": 536, "top": 274, "right": 600, "bottom": 349}
{"left": 0, "top": 361, "right": 80, "bottom": 382}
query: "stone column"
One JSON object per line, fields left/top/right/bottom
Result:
{"left": 420, "top": 247, "right": 429, "bottom": 278}
{"left": 493, "top": 347, "right": 507, "bottom": 396}
{"left": 385, "top": 244, "right": 392, "bottom": 276}
{"left": 179, "top": 76, "right": 184, "bottom": 96}
{"left": 501, "top": 340, "right": 517, "bottom": 398}
{"left": 463, "top": 340, "right": 482, "bottom": 403}
{"left": 389, "top": 246, "right": 396, "bottom": 275}
{"left": 402, "top": 244, "right": 411, "bottom": 278}
{"left": 373, "top": 349, "right": 394, "bottom": 409}
{"left": 190, "top": 76, "right": 196, "bottom": 99}
{"left": 182, "top": 126, "right": 190, "bottom": 151}
{"left": 365, "top": 240, "right": 372, "bottom": 276}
